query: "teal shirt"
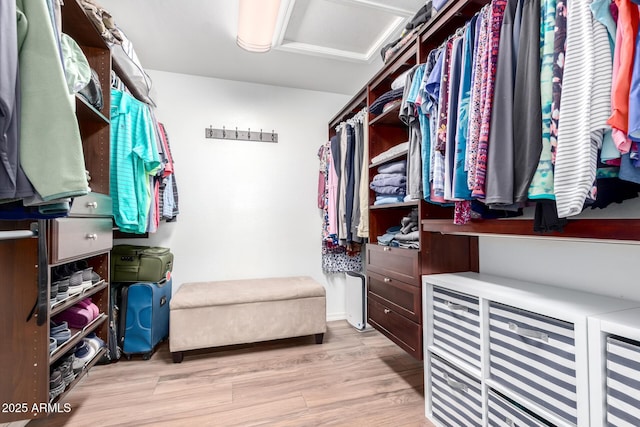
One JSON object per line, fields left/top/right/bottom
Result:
{"left": 110, "top": 89, "right": 161, "bottom": 234}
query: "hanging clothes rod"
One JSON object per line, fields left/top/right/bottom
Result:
{"left": 205, "top": 126, "right": 278, "bottom": 143}
{"left": 0, "top": 227, "right": 37, "bottom": 241}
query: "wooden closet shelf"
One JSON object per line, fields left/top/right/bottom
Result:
{"left": 419, "top": 0, "right": 491, "bottom": 45}
{"left": 76, "top": 96, "right": 110, "bottom": 124}
{"left": 50, "top": 313, "right": 108, "bottom": 365}
{"left": 50, "top": 280, "right": 108, "bottom": 317}
{"left": 369, "top": 104, "right": 403, "bottom": 126}
{"left": 369, "top": 149, "right": 409, "bottom": 169}
{"left": 370, "top": 200, "right": 419, "bottom": 210}
{"left": 51, "top": 347, "right": 107, "bottom": 406}
{"left": 421, "top": 218, "right": 640, "bottom": 243}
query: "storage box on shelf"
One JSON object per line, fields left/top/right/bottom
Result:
{"left": 588, "top": 307, "right": 640, "bottom": 427}
{"left": 422, "top": 272, "right": 640, "bottom": 427}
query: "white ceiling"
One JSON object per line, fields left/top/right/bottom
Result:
{"left": 98, "top": 0, "right": 426, "bottom": 95}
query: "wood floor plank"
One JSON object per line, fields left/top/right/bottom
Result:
{"left": 27, "top": 321, "right": 433, "bottom": 427}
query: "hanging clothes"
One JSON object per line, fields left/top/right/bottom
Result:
{"left": 452, "top": 15, "right": 477, "bottom": 201}
{"left": 110, "top": 89, "right": 161, "bottom": 234}
{"left": 466, "top": 5, "right": 491, "bottom": 192}
{"left": 356, "top": 113, "right": 369, "bottom": 239}
{"left": 554, "top": 0, "right": 612, "bottom": 218}
{"left": 318, "top": 125, "right": 363, "bottom": 274}
{"left": 16, "top": 0, "right": 88, "bottom": 202}
{"left": 444, "top": 35, "right": 464, "bottom": 201}
{"left": 549, "top": 0, "right": 568, "bottom": 168}
{"left": 485, "top": 0, "right": 522, "bottom": 208}
{"left": 511, "top": 0, "right": 543, "bottom": 203}
{"left": 400, "top": 64, "right": 425, "bottom": 201}
{"left": 607, "top": 0, "right": 638, "bottom": 154}
{"left": 472, "top": 0, "right": 508, "bottom": 199}
{"left": 527, "top": 0, "right": 556, "bottom": 200}
{"left": 0, "top": 0, "right": 35, "bottom": 201}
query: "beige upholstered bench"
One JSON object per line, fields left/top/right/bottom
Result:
{"left": 169, "top": 276, "right": 327, "bottom": 363}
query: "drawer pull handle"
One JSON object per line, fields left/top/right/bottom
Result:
{"left": 383, "top": 247, "right": 390, "bottom": 252}
{"left": 443, "top": 373, "right": 468, "bottom": 392}
{"left": 445, "top": 301, "right": 468, "bottom": 312}
{"left": 383, "top": 308, "right": 390, "bottom": 314}
{"left": 86, "top": 202, "right": 98, "bottom": 208}
{"left": 85, "top": 233, "right": 98, "bottom": 240}
{"left": 383, "top": 277, "right": 391, "bottom": 283}
{"left": 508, "top": 322, "right": 549, "bottom": 342}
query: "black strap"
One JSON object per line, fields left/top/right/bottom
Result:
{"left": 35, "top": 220, "right": 48, "bottom": 326}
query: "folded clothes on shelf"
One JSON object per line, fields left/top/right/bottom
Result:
{"left": 370, "top": 88, "right": 404, "bottom": 115}
{"left": 371, "top": 143, "right": 409, "bottom": 165}
{"left": 374, "top": 196, "right": 405, "bottom": 206}
{"left": 377, "top": 160, "right": 407, "bottom": 174}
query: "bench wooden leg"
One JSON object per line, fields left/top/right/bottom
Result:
{"left": 314, "top": 333, "right": 324, "bottom": 344}
{"left": 172, "top": 351, "right": 184, "bottom": 363}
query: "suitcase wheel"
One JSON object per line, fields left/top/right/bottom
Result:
{"left": 124, "top": 354, "right": 132, "bottom": 361}
{"left": 142, "top": 353, "right": 152, "bottom": 360}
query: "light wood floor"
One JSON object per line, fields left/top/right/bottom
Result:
{"left": 28, "top": 321, "right": 433, "bottom": 427}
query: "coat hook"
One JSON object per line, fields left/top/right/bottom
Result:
{"left": 248, "top": 128, "right": 251, "bottom": 139}
{"left": 222, "top": 126, "right": 226, "bottom": 138}
{"left": 260, "top": 129, "right": 263, "bottom": 140}
{"left": 235, "top": 127, "right": 238, "bottom": 139}
{"left": 271, "top": 130, "right": 275, "bottom": 142}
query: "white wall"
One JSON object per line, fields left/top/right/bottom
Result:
{"left": 479, "top": 199, "right": 640, "bottom": 301}
{"left": 115, "top": 70, "right": 352, "bottom": 320}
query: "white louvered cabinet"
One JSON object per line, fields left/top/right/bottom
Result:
{"left": 423, "top": 272, "right": 640, "bottom": 427}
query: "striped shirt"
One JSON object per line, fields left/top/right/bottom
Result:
{"left": 554, "top": 0, "right": 612, "bottom": 218}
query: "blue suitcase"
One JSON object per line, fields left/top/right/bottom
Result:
{"left": 120, "top": 278, "right": 172, "bottom": 359}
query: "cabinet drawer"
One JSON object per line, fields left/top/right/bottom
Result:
{"left": 606, "top": 336, "right": 640, "bottom": 426}
{"left": 69, "top": 193, "right": 112, "bottom": 217}
{"left": 50, "top": 218, "right": 113, "bottom": 263}
{"left": 430, "top": 354, "right": 482, "bottom": 427}
{"left": 368, "top": 271, "right": 420, "bottom": 323}
{"left": 367, "top": 244, "right": 419, "bottom": 284}
{"left": 489, "top": 302, "right": 577, "bottom": 426}
{"left": 368, "top": 298, "right": 421, "bottom": 359}
{"left": 433, "top": 286, "right": 481, "bottom": 369}
{"left": 487, "top": 389, "right": 549, "bottom": 427}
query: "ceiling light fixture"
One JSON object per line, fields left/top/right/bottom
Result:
{"left": 237, "top": 0, "right": 282, "bottom": 53}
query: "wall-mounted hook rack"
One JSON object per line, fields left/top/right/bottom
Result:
{"left": 205, "top": 125, "right": 278, "bottom": 143}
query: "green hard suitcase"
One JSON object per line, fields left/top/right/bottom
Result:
{"left": 111, "top": 245, "right": 173, "bottom": 283}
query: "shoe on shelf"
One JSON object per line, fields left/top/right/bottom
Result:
{"left": 51, "top": 327, "right": 72, "bottom": 346}
{"left": 49, "top": 369, "right": 65, "bottom": 401}
{"left": 85, "top": 332, "right": 105, "bottom": 353}
{"left": 49, "top": 337, "right": 57, "bottom": 353}
{"left": 73, "top": 260, "right": 96, "bottom": 287}
{"left": 58, "top": 360, "right": 76, "bottom": 387}
{"left": 72, "top": 340, "right": 96, "bottom": 373}
{"left": 76, "top": 298, "right": 100, "bottom": 319}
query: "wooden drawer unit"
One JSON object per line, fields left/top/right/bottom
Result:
{"left": 368, "top": 298, "right": 421, "bottom": 359}
{"left": 429, "top": 354, "right": 482, "bottom": 427}
{"left": 487, "top": 389, "right": 550, "bottom": 427}
{"left": 489, "top": 302, "right": 578, "bottom": 426}
{"left": 368, "top": 270, "right": 420, "bottom": 323}
{"left": 69, "top": 193, "right": 112, "bottom": 217}
{"left": 606, "top": 336, "right": 640, "bottom": 426}
{"left": 49, "top": 217, "right": 113, "bottom": 263}
{"left": 433, "top": 286, "right": 481, "bottom": 369}
{"left": 366, "top": 244, "right": 419, "bottom": 284}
